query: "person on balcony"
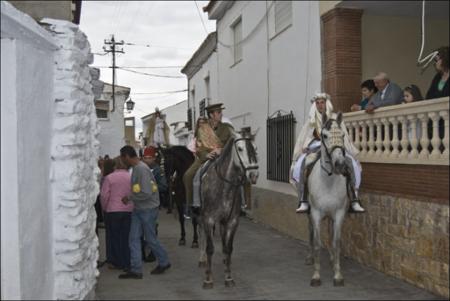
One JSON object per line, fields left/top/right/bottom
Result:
{"left": 402, "top": 85, "right": 424, "bottom": 141}
{"left": 350, "top": 79, "right": 378, "bottom": 111}
{"left": 426, "top": 46, "right": 449, "bottom": 99}
{"left": 290, "top": 92, "right": 365, "bottom": 214}
{"left": 365, "top": 72, "right": 403, "bottom": 114}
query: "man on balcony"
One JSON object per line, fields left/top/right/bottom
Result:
{"left": 365, "top": 72, "right": 403, "bottom": 114}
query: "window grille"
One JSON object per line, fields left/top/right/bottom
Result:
{"left": 199, "top": 99, "right": 206, "bottom": 117}
{"left": 267, "top": 112, "right": 296, "bottom": 182}
{"left": 96, "top": 109, "right": 108, "bottom": 119}
{"left": 275, "top": 1, "right": 292, "bottom": 34}
{"left": 187, "top": 108, "right": 193, "bottom": 131}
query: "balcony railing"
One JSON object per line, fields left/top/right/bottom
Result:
{"left": 343, "top": 97, "right": 449, "bottom": 165}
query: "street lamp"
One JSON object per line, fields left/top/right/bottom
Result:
{"left": 125, "top": 98, "right": 135, "bottom": 112}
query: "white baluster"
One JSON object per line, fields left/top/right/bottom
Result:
{"left": 359, "top": 121, "right": 367, "bottom": 156}
{"left": 352, "top": 121, "right": 360, "bottom": 152}
{"left": 408, "top": 114, "right": 419, "bottom": 159}
{"left": 375, "top": 119, "right": 383, "bottom": 157}
{"left": 367, "top": 119, "right": 375, "bottom": 157}
{"left": 347, "top": 122, "right": 354, "bottom": 145}
{"left": 418, "top": 113, "right": 430, "bottom": 159}
{"left": 381, "top": 118, "right": 391, "bottom": 157}
{"left": 429, "top": 112, "right": 441, "bottom": 159}
{"left": 389, "top": 117, "right": 399, "bottom": 158}
{"left": 398, "top": 116, "right": 409, "bottom": 158}
{"left": 439, "top": 111, "right": 449, "bottom": 158}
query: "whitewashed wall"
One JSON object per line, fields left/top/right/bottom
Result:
{"left": 1, "top": 2, "right": 57, "bottom": 299}
{"left": 161, "top": 100, "right": 188, "bottom": 145}
{"left": 1, "top": 2, "right": 99, "bottom": 300}
{"left": 45, "top": 18, "right": 100, "bottom": 300}
{"left": 214, "top": 1, "right": 322, "bottom": 195}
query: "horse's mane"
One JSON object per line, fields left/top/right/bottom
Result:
{"left": 214, "top": 134, "right": 236, "bottom": 166}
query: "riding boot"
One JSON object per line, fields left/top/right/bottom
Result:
{"left": 347, "top": 182, "right": 365, "bottom": 213}
{"left": 295, "top": 181, "right": 310, "bottom": 213}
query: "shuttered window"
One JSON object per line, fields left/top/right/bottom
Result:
{"left": 187, "top": 108, "right": 193, "bottom": 131}
{"left": 232, "top": 18, "right": 243, "bottom": 63}
{"left": 199, "top": 99, "right": 206, "bottom": 117}
{"left": 275, "top": 1, "right": 292, "bottom": 34}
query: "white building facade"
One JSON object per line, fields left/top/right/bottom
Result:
{"left": 198, "top": 1, "right": 322, "bottom": 195}
{"left": 95, "top": 82, "right": 130, "bottom": 157}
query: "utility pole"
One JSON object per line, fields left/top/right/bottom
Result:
{"left": 103, "top": 35, "right": 124, "bottom": 112}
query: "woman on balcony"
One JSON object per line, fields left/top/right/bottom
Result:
{"left": 289, "top": 93, "right": 365, "bottom": 214}
{"left": 426, "top": 46, "right": 449, "bottom": 99}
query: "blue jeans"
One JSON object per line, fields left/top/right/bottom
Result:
{"left": 129, "top": 207, "right": 169, "bottom": 273}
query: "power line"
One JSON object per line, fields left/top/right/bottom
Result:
{"left": 119, "top": 67, "right": 184, "bottom": 78}
{"left": 92, "top": 65, "right": 185, "bottom": 69}
{"left": 124, "top": 42, "right": 191, "bottom": 50}
{"left": 130, "top": 89, "right": 187, "bottom": 95}
{"left": 194, "top": 0, "right": 209, "bottom": 35}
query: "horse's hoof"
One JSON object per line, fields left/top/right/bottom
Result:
{"left": 191, "top": 241, "right": 199, "bottom": 248}
{"left": 225, "top": 279, "right": 235, "bottom": 287}
{"left": 203, "top": 280, "right": 214, "bottom": 289}
{"left": 178, "top": 238, "right": 186, "bottom": 246}
{"left": 333, "top": 279, "right": 344, "bottom": 287}
{"left": 198, "top": 261, "right": 207, "bottom": 268}
{"left": 310, "top": 279, "right": 321, "bottom": 287}
{"left": 304, "top": 257, "right": 313, "bottom": 265}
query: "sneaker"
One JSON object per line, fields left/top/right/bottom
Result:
{"left": 349, "top": 200, "right": 365, "bottom": 213}
{"left": 295, "top": 201, "right": 310, "bottom": 213}
{"left": 118, "top": 271, "right": 143, "bottom": 279}
{"left": 150, "top": 263, "right": 171, "bottom": 275}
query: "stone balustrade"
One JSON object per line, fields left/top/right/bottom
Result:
{"left": 343, "top": 97, "right": 449, "bottom": 165}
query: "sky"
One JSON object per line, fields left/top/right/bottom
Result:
{"left": 79, "top": 1, "right": 215, "bottom": 134}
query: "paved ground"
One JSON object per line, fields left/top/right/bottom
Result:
{"left": 95, "top": 210, "right": 443, "bottom": 300}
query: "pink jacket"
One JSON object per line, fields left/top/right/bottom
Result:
{"left": 100, "top": 169, "right": 134, "bottom": 212}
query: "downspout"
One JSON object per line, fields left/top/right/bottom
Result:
{"left": 265, "top": 0, "right": 270, "bottom": 117}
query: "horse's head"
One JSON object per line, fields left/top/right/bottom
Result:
{"left": 232, "top": 131, "right": 259, "bottom": 184}
{"left": 321, "top": 112, "right": 346, "bottom": 174}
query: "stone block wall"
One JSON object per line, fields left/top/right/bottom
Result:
{"left": 250, "top": 187, "right": 449, "bottom": 298}
{"left": 44, "top": 19, "right": 100, "bottom": 300}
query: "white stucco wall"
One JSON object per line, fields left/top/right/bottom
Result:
{"left": 45, "top": 19, "right": 100, "bottom": 300}
{"left": 97, "top": 84, "right": 128, "bottom": 158}
{"left": 1, "top": 2, "right": 58, "bottom": 299}
{"left": 161, "top": 100, "right": 188, "bottom": 145}
{"left": 213, "top": 1, "right": 322, "bottom": 195}
{"left": 1, "top": 2, "right": 100, "bottom": 299}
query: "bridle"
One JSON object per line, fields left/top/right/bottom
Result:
{"left": 320, "top": 120, "right": 345, "bottom": 176}
{"left": 215, "top": 137, "right": 258, "bottom": 187}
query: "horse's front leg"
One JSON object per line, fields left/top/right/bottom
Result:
{"left": 305, "top": 214, "right": 314, "bottom": 265}
{"left": 203, "top": 220, "right": 215, "bottom": 289}
{"left": 310, "top": 210, "right": 322, "bottom": 287}
{"left": 332, "top": 210, "right": 345, "bottom": 286}
{"left": 222, "top": 218, "right": 238, "bottom": 287}
{"left": 198, "top": 221, "right": 207, "bottom": 268}
{"left": 177, "top": 202, "right": 186, "bottom": 246}
{"left": 192, "top": 215, "right": 199, "bottom": 248}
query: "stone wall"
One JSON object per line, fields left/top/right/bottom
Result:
{"left": 250, "top": 187, "right": 449, "bottom": 298}
{"left": 44, "top": 19, "right": 100, "bottom": 300}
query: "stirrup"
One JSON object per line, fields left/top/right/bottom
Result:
{"left": 295, "top": 201, "right": 310, "bottom": 213}
{"left": 348, "top": 200, "right": 365, "bottom": 213}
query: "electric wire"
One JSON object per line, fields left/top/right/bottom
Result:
{"left": 194, "top": 0, "right": 209, "bottom": 35}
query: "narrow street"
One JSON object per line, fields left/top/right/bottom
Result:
{"left": 95, "top": 211, "right": 443, "bottom": 300}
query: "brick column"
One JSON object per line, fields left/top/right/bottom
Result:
{"left": 321, "top": 8, "right": 363, "bottom": 113}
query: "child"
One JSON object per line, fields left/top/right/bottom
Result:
{"left": 403, "top": 85, "right": 424, "bottom": 141}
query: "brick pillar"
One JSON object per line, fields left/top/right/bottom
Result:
{"left": 321, "top": 8, "right": 363, "bottom": 113}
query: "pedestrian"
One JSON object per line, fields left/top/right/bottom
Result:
{"left": 118, "top": 145, "right": 171, "bottom": 279}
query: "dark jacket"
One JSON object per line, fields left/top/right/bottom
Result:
{"left": 426, "top": 73, "right": 449, "bottom": 99}
{"left": 147, "top": 162, "right": 168, "bottom": 193}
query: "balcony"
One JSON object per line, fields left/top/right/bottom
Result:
{"left": 343, "top": 97, "right": 449, "bottom": 165}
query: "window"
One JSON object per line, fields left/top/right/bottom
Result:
{"left": 95, "top": 100, "right": 109, "bottom": 119}
{"left": 96, "top": 109, "right": 108, "bottom": 119}
{"left": 199, "top": 99, "right": 207, "bottom": 117}
{"left": 266, "top": 112, "right": 296, "bottom": 182}
{"left": 274, "top": 1, "right": 292, "bottom": 34}
{"left": 232, "top": 17, "right": 243, "bottom": 63}
{"left": 187, "top": 108, "right": 193, "bottom": 131}
{"left": 125, "top": 119, "right": 134, "bottom": 127}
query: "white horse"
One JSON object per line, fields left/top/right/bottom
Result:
{"left": 306, "top": 111, "right": 349, "bottom": 287}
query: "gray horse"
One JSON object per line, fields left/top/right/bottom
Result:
{"left": 198, "top": 131, "right": 259, "bottom": 289}
{"left": 305, "top": 112, "right": 349, "bottom": 287}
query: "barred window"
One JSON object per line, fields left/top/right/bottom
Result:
{"left": 232, "top": 17, "right": 242, "bottom": 63}
{"left": 96, "top": 108, "right": 108, "bottom": 119}
{"left": 187, "top": 108, "right": 193, "bottom": 131}
{"left": 199, "top": 99, "right": 206, "bottom": 117}
{"left": 266, "top": 112, "right": 296, "bottom": 182}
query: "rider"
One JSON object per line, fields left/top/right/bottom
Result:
{"left": 183, "top": 103, "right": 234, "bottom": 216}
{"left": 146, "top": 107, "right": 170, "bottom": 148}
{"left": 289, "top": 92, "right": 365, "bottom": 214}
